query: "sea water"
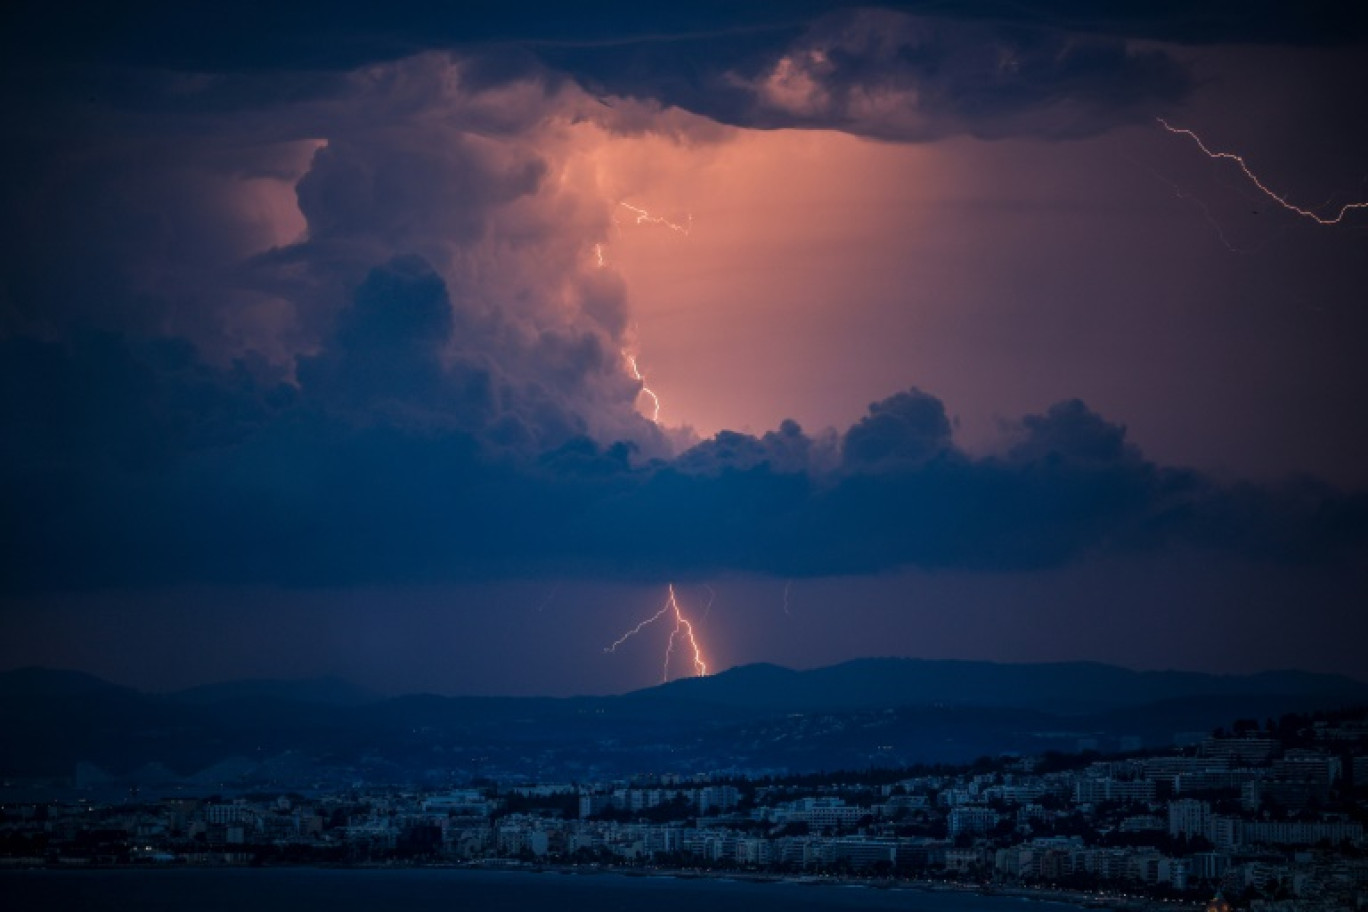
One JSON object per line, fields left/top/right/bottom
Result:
{"left": 3, "top": 867, "right": 1099, "bottom": 912}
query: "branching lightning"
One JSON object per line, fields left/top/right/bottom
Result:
{"left": 1134, "top": 156, "right": 1265, "bottom": 254}
{"left": 618, "top": 201, "right": 693, "bottom": 235}
{"left": 625, "top": 351, "right": 661, "bottom": 423}
{"left": 597, "top": 200, "right": 692, "bottom": 266}
{"left": 1158, "top": 118, "right": 1368, "bottom": 226}
{"left": 605, "top": 583, "right": 709, "bottom": 683}
{"left": 603, "top": 201, "right": 690, "bottom": 423}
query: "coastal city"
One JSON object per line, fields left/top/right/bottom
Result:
{"left": 3, "top": 707, "right": 1365, "bottom": 911}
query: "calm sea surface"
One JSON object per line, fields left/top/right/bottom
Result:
{"left": 2, "top": 867, "right": 1104, "bottom": 912}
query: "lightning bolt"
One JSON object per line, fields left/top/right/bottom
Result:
{"left": 594, "top": 243, "right": 606, "bottom": 268}
{"left": 625, "top": 351, "right": 661, "bottom": 423}
{"left": 1134, "top": 156, "right": 1265, "bottom": 254}
{"left": 534, "top": 582, "right": 561, "bottom": 613}
{"left": 608, "top": 203, "right": 689, "bottom": 425}
{"left": 700, "top": 584, "right": 717, "bottom": 619}
{"left": 782, "top": 579, "right": 793, "bottom": 617}
{"left": 618, "top": 201, "right": 693, "bottom": 236}
{"left": 1158, "top": 118, "right": 1368, "bottom": 226}
{"left": 605, "top": 583, "right": 708, "bottom": 683}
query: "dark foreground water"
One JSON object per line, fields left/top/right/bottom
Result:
{"left": 3, "top": 868, "right": 1097, "bottom": 912}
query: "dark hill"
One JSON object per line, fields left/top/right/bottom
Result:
{"left": 168, "top": 676, "right": 378, "bottom": 706}
{"left": 0, "top": 666, "right": 136, "bottom": 699}
{"left": 1, "top": 660, "right": 1364, "bottom": 786}
{"left": 629, "top": 657, "right": 1368, "bottom": 715}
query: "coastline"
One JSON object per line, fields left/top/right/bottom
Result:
{"left": 5, "top": 857, "right": 1201, "bottom": 911}
{"left": 450, "top": 858, "right": 1202, "bottom": 910}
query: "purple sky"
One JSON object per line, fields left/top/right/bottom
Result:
{"left": 2, "top": 3, "right": 1367, "bottom": 694}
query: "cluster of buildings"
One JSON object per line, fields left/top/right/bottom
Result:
{"left": 2, "top": 711, "right": 1366, "bottom": 910}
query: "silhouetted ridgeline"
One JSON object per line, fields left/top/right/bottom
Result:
{"left": 1, "top": 659, "right": 1363, "bottom": 788}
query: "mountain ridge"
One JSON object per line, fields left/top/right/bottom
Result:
{"left": 3, "top": 657, "right": 1365, "bottom": 708}
{"left": 3, "top": 659, "right": 1364, "bottom": 786}
{"left": 629, "top": 657, "right": 1368, "bottom": 715}
{"left": 167, "top": 676, "right": 379, "bottom": 707}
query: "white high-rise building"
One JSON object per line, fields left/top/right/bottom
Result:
{"left": 1168, "top": 799, "right": 1211, "bottom": 839}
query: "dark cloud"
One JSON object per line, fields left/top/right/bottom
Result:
{"left": 295, "top": 132, "right": 546, "bottom": 249}
{"left": 842, "top": 389, "right": 953, "bottom": 470}
{"left": 557, "top": 9, "right": 1195, "bottom": 142}
{"left": 672, "top": 420, "right": 819, "bottom": 476}
{"left": 295, "top": 255, "right": 485, "bottom": 424}
{"left": 10, "top": 2, "right": 1362, "bottom": 156}
{"left": 3, "top": 318, "right": 1363, "bottom": 592}
{"left": 7, "top": 2, "right": 1364, "bottom": 76}
{"left": 1009, "top": 398, "right": 1138, "bottom": 466}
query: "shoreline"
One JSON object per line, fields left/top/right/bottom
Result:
{"left": 426, "top": 859, "right": 1203, "bottom": 910}
{"left": 3, "top": 857, "right": 1206, "bottom": 911}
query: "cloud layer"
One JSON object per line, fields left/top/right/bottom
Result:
{"left": 5, "top": 293, "right": 1364, "bottom": 592}
{"left": 559, "top": 9, "right": 1193, "bottom": 141}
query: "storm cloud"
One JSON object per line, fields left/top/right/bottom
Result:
{"left": 2, "top": 4, "right": 1366, "bottom": 596}
{"left": 4, "top": 300, "right": 1364, "bottom": 592}
{"left": 555, "top": 8, "right": 1194, "bottom": 142}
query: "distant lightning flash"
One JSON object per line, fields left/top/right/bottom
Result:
{"left": 605, "top": 583, "right": 708, "bottom": 683}
{"left": 1158, "top": 118, "right": 1368, "bottom": 226}
{"left": 701, "top": 584, "right": 717, "bottom": 619}
{"left": 597, "top": 200, "right": 692, "bottom": 266}
{"left": 625, "top": 352, "right": 661, "bottom": 423}
{"left": 618, "top": 201, "right": 693, "bottom": 236}
{"left": 1135, "top": 156, "right": 1261, "bottom": 254}
{"left": 534, "top": 582, "right": 561, "bottom": 613}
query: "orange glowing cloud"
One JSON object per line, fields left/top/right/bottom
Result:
{"left": 567, "top": 123, "right": 947, "bottom": 441}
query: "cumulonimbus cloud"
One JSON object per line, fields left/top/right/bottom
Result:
{"left": 2, "top": 38, "right": 1365, "bottom": 594}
